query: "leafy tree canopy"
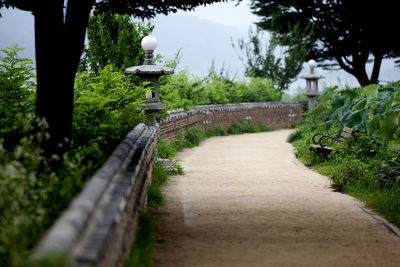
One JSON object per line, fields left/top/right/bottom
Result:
{"left": 0, "top": 0, "right": 223, "bottom": 17}
{"left": 80, "top": 11, "right": 153, "bottom": 74}
{"left": 244, "top": 0, "right": 400, "bottom": 86}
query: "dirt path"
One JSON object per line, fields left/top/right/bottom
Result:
{"left": 153, "top": 130, "right": 400, "bottom": 266}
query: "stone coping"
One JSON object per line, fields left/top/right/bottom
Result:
{"left": 31, "top": 123, "right": 155, "bottom": 264}
{"left": 164, "top": 102, "right": 303, "bottom": 123}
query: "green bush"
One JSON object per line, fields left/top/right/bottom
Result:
{"left": 206, "top": 126, "right": 227, "bottom": 137}
{"left": 287, "top": 128, "right": 303, "bottom": 143}
{"left": 227, "top": 121, "right": 270, "bottom": 135}
{"left": 184, "top": 127, "right": 207, "bottom": 147}
{"left": 0, "top": 118, "right": 86, "bottom": 266}
{"left": 159, "top": 68, "right": 282, "bottom": 111}
{"left": 0, "top": 47, "right": 36, "bottom": 149}
{"left": 73, "top": 65, "right": 146, "bottom": 169}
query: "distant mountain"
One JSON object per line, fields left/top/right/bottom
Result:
{"left": 152, "top": 14, "right": 248, "bottom": 78}
{"left": 0, "top": 8, "right": 35, "bottom": 61}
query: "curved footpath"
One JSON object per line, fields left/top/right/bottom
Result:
{"left": 153, "top": 129, "right": 400, "bottom": 266}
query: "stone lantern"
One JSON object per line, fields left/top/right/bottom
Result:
{"left": 124, "top": 36, "right": 174, "bottom": 126}
{"left": 301, "top": 59, "right": 323, "bottom": 110}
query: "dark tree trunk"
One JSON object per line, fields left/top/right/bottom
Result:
{"left": 370, "top": 52, "right": 383, "bottom": 84}
{"left": 353, "top": 70, "right": 371, "bottom": 87}
{"left": 33, "top": 0, "right": 92, "bottom": 156}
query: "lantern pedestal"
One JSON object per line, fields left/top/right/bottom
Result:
{"left": 304, "top": 91, "right": 320, "bottom": 110}
{"left": 144, "top": 102, "right": 166, "bottom": 126}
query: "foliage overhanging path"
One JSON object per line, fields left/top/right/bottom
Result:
{"left": 153, "top": 130, "right": 400, "bottom": 266}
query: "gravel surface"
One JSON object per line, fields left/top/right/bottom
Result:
{"left": 153, "top": 129, "right": 400, "bottom": 266}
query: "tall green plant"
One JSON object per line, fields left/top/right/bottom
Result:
{"left": 0, "top": 47, "right": 35, "bottom": 132}
{"left": 0, "top": 46, "right": 37, "bottom": 152}
{"left": 80, "top": 11, "right": 154, "bottom": 73}
{"left": 73, "top": 65, "right": 146, "bottom": 167}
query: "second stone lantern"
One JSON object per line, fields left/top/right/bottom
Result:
{"left": 125, "top": 36, "right": 174, "bottom": 126}
{"left": 301, "top": 59, "right": 323, "bottom": 110}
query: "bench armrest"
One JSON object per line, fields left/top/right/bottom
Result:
{"left": 312, "top": 133, "right": 340, "bottom": 147}
{"left": 318, "top": 135, "right": 340, "bottom": 147}
{"left": 312, "top": 133, "right": 324, "bottom": 144}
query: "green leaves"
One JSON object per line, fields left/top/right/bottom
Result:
{"left": 377, "top": 111, "right": 400, "bottom": 140}
{"left": 0, "top": 46, "right": 36, "bottom": 137}
{"left": 159, "top": 68, "right": 281, "bottom": 111}
{"left": 352, "top": 98, "right": 367, "bottom": 112}
{"left": 309, "top": 83, "right": 400, "bottom": 144}
{"left": 361, "top": 84, "right": 379, "bottom": 99}
{"left": 73, "top": 65, "right": 146, "bottom": 161}
{"left": 81, "top": 12, "right": 154, "bottom": 73}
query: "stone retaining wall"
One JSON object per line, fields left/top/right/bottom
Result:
{"left": 32, "top": 102, "right": 304, "bottom": 266}
{"left": 160, "top": 102, "right": 303, "bottom": 139}
{"left": 32, "top": 124, "right": 157, "bottom": 267}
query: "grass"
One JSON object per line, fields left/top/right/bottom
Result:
{"left": 124, "top": 213, "right": 155, "bottom": 267}
{"left": 348, "top": 186, "right": 400, "bottom": 227}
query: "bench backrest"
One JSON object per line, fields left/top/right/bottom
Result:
{"left": 338, "top": 126, "right": 354, "bottom": 142}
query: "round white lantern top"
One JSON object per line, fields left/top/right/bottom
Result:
{"left": 141, "top": 36, "right": 158, "bottom": 51}
{"left": 308, "top": 59, "right": 317, "bottom": 69}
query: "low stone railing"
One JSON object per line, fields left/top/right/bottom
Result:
{"left": 32, "top": 101, "right": 304, "bottom": 266}
{"left": 160, "top": 102, "right": 303, "bottom": 139}
{"left": 32, "top": 123, "right": 157, "bottom": 266}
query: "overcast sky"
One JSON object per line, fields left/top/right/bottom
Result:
{"left": 1, "top": 1, "right": 400, "bottom": 94}
{"left": 176, "top": 0, "right": 259, "bottom": 28}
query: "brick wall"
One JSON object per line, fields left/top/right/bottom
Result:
{"left": 160, "top": 102, "right": 303, "bottom": 139}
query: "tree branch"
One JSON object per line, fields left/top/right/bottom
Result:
{"left": 335, "top": 55, "right": 355, "bottom": 75}
{"left": 5, "top": 0, "right": 35, "bottom": 11}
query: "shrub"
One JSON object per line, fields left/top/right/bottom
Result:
{"left": 0, "top": 47, "right": 36, "bottom": 150}
{"left": 159, "top": 68, "right": 282, "bottom": 111}
{"left": 227, "top": 121, "right": 270, "bottom": 135}
{"left": 287, "top": 128, "right": 302, "bottom": 143}
{"left": 0, "top": 118, "right": 86, "bottom": 266}
{"left": 184, "top": 126, "right": 207, "bottom": 147}
{"left": 206, "top": 126, "right": 227, "bottom": 137}
{"left": 73, "top": 65, "right": 146, "bottom": 169}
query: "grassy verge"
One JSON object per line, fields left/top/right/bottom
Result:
{"left": 288, "top": 124, "right": 400, "bottom": 229}
{"left": 125, "top": 121, "right": 271, "bottom": 266}
{"left": 348, "top": 186, "right": 400, "bottom": 226}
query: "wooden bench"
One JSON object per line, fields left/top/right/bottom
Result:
{"left": 309, "top": 126, "right": 356, "bottom": 158}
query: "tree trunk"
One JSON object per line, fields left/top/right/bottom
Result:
{"left": 33, "top": 0, "right": 91, "bottom": 156}
{"left": 370, "top": 52, "right": 383, "bottom": 84}
{"left": 353, "top": 71, "right": 371, "bottom": 87}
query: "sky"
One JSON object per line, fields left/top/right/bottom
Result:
{"left": 1, "top": 1, "right": 400, "bottom": 94}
